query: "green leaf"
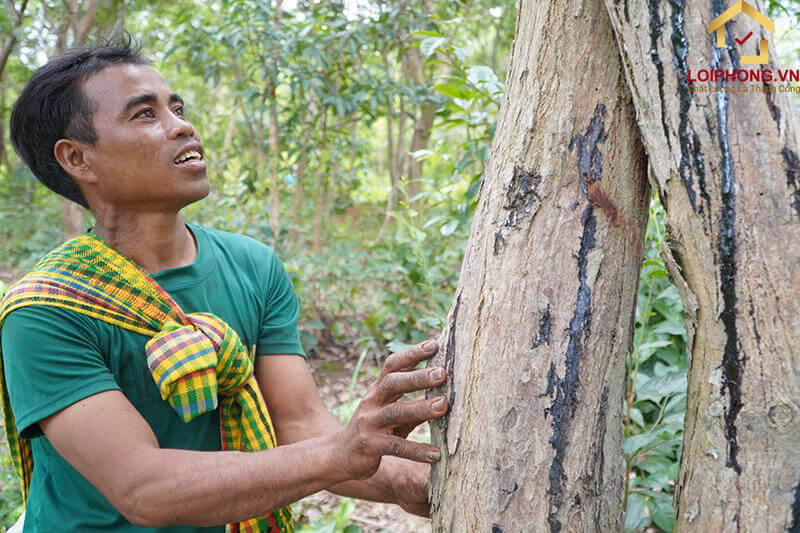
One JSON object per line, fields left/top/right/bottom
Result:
{"left": 420, "top": 37, "right": 447, "bottom": 58}
{"left": 624, "top": 493, "right": 648, "bottom": 531}
{"left": 636, "top": 372, "right": 687, "bottom": 404}
{"left": 434, "top": 81, "right": 473, "bottom": 99}
{"left": 624, "top": 432, "right": 662, "bottom": 456}
{"left": 440, "top": 219, "right": 459, "bottom": 236}
{"left": 629, "top": 407, "right": 645, "bottom": 428}
{"left": 643, "top": 491, "right": 676, "bottom": 532}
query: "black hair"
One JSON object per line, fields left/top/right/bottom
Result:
{"left": 9, "top": 34, "right": 151, "bottom": 209}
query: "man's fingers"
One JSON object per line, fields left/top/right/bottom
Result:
{"left": 381, "top": 339, "right": 439, "bottom": 378}
{"left": 379, "top": 396, "right": 448, "bottom": 428}
{"left": 377, "top": 435, "right": 441, "bottom": 464}
{"left": 376, "top": 367, "right": 446, "bottom": 404}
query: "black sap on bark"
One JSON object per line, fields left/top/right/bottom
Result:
{"left": 670, "top": 0, "right": 699, "bottom": 212}
{"left": 647, "top": 0, "right": 670, "bottom": 149}
{"left": 710, "top": 9, "right": 743, "bottom": 474}
{"left": 545, "top": 204, "right": 597, "bottom": 533}
{"left": 533, "top": 304, "right": 552, "bottom": 348}
{"left": 493, "top": 166, "right": 543, "bottom": 255}
{"left": 570, "top": 104, "right": 607, "bottom": 196}
{"left": 782, "top": 146, "right": 800, "bottom": 219}
{"left": 790, "top": 479, "right": 800, "bottom": 532}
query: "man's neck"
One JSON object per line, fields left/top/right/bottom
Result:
{"left": 91, "top": 213, "right": 197, "bottom": 275}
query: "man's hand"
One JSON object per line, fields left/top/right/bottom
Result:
{"left": 333, "top": 340, "right": 448, "bottom": 481}
{"left": 391, "top": 460, "right": 432, "bottom": 517}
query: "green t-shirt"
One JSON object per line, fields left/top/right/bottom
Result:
{"left": 1, "top": 223, "right": 306, "bottom": 532}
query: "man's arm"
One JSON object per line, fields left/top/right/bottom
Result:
{"left": 255, "top": 342, "right": 446, "bottom": 516}
{"left": 39, "top": 342, "right": 446, "bottom": 527}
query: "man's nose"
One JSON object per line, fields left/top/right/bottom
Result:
{"left": 165, "top": 112, "right": 196, "bottom": 139}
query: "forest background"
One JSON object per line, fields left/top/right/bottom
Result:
{"left": 0, "top": 0, "right": 798, "bottom": 531}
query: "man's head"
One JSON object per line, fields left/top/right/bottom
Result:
{"left": 10, "top": 36, "right": 208, "bottom": 214}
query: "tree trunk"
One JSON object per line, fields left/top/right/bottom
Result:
{"left": 58, "top": 0, "right": 100, "bottom": 241}
{"left": 0, "top": 0, "right": 29, "bottom": 172}
{"left": 290, "top": 103, "right": 316, "bottom": 240}
{"left": 267, "top": 1, "right": 284, "bottom": 247}
{"left": 603, "top": 0, "right": 800, "bottom": 530}
{"left": 428, "top": 0, "right": 648, "bottom": 530}
{"left": 404, "top": 45, "right": 436, "bottom": 203}
{"left": 267, "top": 86, "right": 281, "bottom": 245}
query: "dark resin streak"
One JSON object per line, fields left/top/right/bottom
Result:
{"left": 710, "top": 1, "right": 743, "bottom": 474}
{"left": 670, "top": 0, "right": 698, "bottom": 212}
{"left": 494, "top": 167, "right": 543, "bottom": 255}
{"left": 546, "top": 205, "right": 597, "bottom": 533}
{"left": 790, "top": 480, "right": 800, "bottom": 532}
{"left": 782, "top": 146, "right": 800, "bottom": 219}
{"left": 570, "top": 103, "right": 608, "bottom": 196}
{"left": 533, "top": 305, "right": 552, "bottom": 348}
{"left": 544, "top": 105, "right": 605, "bottom": 532}
{"left": 647, "top": 0, "right": 671, "bottom": 149}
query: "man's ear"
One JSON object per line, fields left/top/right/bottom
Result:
{"left": 54, "top": 138, "right": 97, "bottom": 186}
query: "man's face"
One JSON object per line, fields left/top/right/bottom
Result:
{"left": 77, "top": 63, "right": 209, "bottom": 212}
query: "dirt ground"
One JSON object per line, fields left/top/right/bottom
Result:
{"left": 295, "top": 354, "right": 433, "bottom": 533}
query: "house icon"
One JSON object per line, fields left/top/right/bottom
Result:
{"left": 708, "top": 0, "right": 775, "bottom": 65}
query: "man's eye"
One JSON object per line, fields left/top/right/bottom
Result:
{"left": 174, "top": 105, "right": 185, "bottom": 116}
{"left": 135, "top": 108, "right": 155, "bottom": 119}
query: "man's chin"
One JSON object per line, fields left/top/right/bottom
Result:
{"left": 180, "top": 179, "right": 211, "bottom": 207}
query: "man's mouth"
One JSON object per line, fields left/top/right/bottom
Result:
{"left": 174, "top": 150, "right": 203, "bottom": 165}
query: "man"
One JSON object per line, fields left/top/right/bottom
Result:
{"left": 1, "top": 36, "right": 448, "bottom": 531}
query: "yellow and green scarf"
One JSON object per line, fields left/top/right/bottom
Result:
{"left": 0, "top": 233, "right": 294, "bottom": 532}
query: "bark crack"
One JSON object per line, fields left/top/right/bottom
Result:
{"left": 441, "top": 293, "right": 461, "bottom": 455}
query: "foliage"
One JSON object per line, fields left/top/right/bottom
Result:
{"left": 296, "top": 498, "right": 363, "bottom": 533}
{"left": 623, "top": 196, "right": 688, "bottom": 533}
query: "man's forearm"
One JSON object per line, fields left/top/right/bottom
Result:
{"left": 125, "top": 434, "right": 346, "bottom": 527}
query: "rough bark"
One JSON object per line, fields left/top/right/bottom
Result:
{"left": 603, "top": 0, "right": 800, "bottom": 530}
{"left": 427, "top": 0, "right": 649, "bottom": 530}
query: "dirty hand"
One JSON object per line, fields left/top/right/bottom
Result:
{"left": 391, "top": 461, "right": 433, "bottom": 517}
{"left": 333, "top": 339, "right": 448, "bottom": 481}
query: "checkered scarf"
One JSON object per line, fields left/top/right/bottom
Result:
{"left": 0, "top": 233, "right": 294, "bottom": 532}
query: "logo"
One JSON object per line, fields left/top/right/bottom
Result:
{"left": 688, "top": 0, "right": 800, "bottom": 94}
{"left": 707, "top": 0, "right": 774, "bottom": 65}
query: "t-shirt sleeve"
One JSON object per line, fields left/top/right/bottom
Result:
{"left": 255, "top": 248, "right": 306, "bottom": 359}
{"left": 1, "top": 306, "right": 121, "bottom": 439}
